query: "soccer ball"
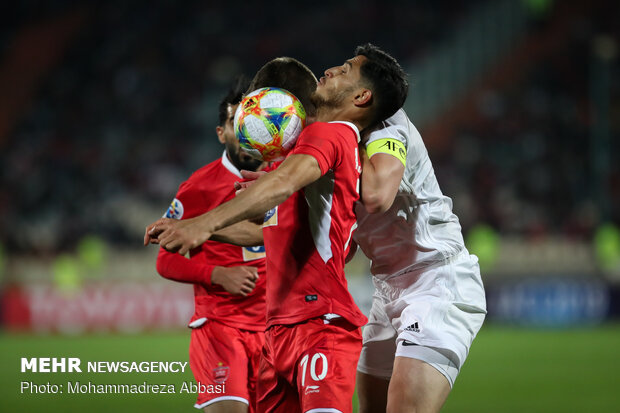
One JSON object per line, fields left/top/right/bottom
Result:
{"left": 234, "top": 87, "right": 306, "bottom": 162}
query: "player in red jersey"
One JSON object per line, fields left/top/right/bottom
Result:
{"left": 146, "top": 45, "right": 409, "bottom": 413}
{"left": 156, "top": 77, "right": 268, "bottom": 413}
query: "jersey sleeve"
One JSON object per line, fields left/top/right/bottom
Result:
{"left": 163, "top": 181, "right": 213, "bottom": 221}
{"left": 365, "top": 109, "right": 409, "bottom": 148}
{"left": 156, "top": 247, "right": 215, "bottom": 286}
{"left": 159, "top": 180, "right": 216, "bottom": 286}
{"left": 291, "top": 123, "right": 342, "bottom": 176}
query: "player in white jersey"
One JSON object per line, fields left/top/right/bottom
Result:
{"left": 352, "top": 108, "right": 487, "bottom": 413}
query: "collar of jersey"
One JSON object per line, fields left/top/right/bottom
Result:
{"left": 220, "top": 151, "right": 243, "bottom": 178}
{"left": 328, "top": 121, "right": 361, "bottom": 143}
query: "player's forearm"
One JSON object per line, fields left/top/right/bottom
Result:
{"left": 197, "top": 169, "right": 295, "bottom": 235}
{"left": 156, "top": 248, "right": 214, "bottom": 285}
{"left": 211, "top": 220, "right": 264, "bottom": 247}
{"left": 196, "top": 155, "right": 320, "bottom": 236}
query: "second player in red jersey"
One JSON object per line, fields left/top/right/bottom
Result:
{"left": 156, "top": 77, "right": 267, "bottom": 412}
{"left": 158, "top": 155, "right": 267, "bottom": 330}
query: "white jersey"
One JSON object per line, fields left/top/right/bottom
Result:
{"left": 353, "top": 109, "right": 465, "bottom": 280}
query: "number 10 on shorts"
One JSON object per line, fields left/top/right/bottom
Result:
{"left": 299, "top": 352, "right": 328, "bottom": 387}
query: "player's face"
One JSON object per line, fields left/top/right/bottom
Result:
{"left": 217, "top": 103, "right": 264, "bottom": 172}
{"left": 313, "top": 55, "right": 367, "bottom": 107}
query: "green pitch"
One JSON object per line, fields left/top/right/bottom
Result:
{"left": 1, "top": 324, "right": 619, "bottom": 412}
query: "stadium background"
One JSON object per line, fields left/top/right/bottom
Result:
{"left": 1, "top": 0, "right": 619, "bottom": 411}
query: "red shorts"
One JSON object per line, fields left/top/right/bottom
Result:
{"left": 257, "top": 317, "right": 362, "bottom": 413}
{"left": 189, "top": 319, "right": 265, "bottom": 411}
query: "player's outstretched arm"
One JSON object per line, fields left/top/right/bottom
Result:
{"left": 211, "top": 220, "right": 264, "bottom": 247}
{"left": 359, "top": 146, "right": 404, "bottom": 213}
{"left": 145, "top": 154, "right": 322, "bottom": 254}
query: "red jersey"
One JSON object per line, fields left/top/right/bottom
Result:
{"left": 262, "top": 121, "right": 368, "bottom": 329}
{"left": 157, "top": 153, "right": 266, "bottom": 331}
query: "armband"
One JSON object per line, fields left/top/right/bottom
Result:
{"left": 366, "top": 138, "right": 407, "bottom": 167}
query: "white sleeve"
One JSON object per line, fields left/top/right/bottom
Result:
{"left": 364, "top": 108, "right": 409, "bottom": 148}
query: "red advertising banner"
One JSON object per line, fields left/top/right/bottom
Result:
{"left": 1, "top": 283, "right": 194, "bottom": 333}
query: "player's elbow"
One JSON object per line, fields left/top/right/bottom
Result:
{"left": 362, "top": 191, "right": 394, "bottom": 214}
{"left": 364, "top": 200, "right": 392, "bottom": 214}
{"left": 155, "top": 253, "right": 172, "bottom": 279}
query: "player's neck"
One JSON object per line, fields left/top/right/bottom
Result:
{"left": 315, "top": 106, "right": 363, "bottom": 131}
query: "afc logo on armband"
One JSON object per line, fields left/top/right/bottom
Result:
{"left": 367, "top": 138, "right": 407, "bottom": 167}
{"left": 379, "top": 140, "right": 406, "bottom": 160}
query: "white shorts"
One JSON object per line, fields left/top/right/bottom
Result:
{"left": 357, "top": 250, "right": 486, "bottom": 387}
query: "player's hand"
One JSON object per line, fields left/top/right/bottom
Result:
{"left": 240, "top": 170, "right": 266, "bottom": 180}
{"left": 144, "top": 217, "right": 212, "bottom": 255}
{"left": 211, "top": 266, "right": 259, "bottom": 296}
{"left": 234, "top": 170, "right": 267, "bottom": 193}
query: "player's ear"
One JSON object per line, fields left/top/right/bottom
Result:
{"left": 216, "top": 126, "right": 225, "bottom": 144}
{"left": 353, "top": 88, "right": 372, "bottom": 107}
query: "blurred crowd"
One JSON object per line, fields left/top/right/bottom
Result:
{"left": 0, "top": 0, "right": 617, "bottom": 254}
{"left": 436, "top": 1, "right": 619, "bottom": 239}
{"left": 0, "top": 0, "right": 471, "bottom": 253}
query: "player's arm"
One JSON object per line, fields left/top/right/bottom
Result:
{"left": 359, "top": 139, "right": 406, "bottom": 214}
{"left": 209, "top": 169, "right": 267, "bottom": 247}
{"left": 145, "top": 154, "right": 322, "bottom": 255}
{"left": 155, "top": 248, "right": 258, "bottom": 296}
{"left": 211, "top": 220, "right": 264, "bottom": 246}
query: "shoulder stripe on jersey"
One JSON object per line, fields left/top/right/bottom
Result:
{"left": 366, "top": 138, "right": 407, "bottom": 167}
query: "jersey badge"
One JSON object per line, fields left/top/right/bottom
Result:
{"left": 242, "top": 245, "right": 266, "bottom": 261}
{"left": 213, "top": 362, "right": 230, "bottom": 384}
{"left": 263, "top": 206, "right": 278, "bottom": 227}
{"left": 163, "top": 198, "right": 184, "bottom": 219}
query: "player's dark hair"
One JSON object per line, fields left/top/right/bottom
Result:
{"left": 218, "top": 75, "right": 251, "bottom": 126}
{"left": 248, "top": 57, "right": 317, "bottom": 116}
{"left": 355, "top": 43, "right": 409, "bottom": 129}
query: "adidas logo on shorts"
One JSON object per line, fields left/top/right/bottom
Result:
{"left": 404, "top": 322, "right": 420, "bottom": 333}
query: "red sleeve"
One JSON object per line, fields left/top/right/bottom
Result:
{"left": 156, "top": 248, "right": 215, "bottom": 285}
{"left": 176, "top": 181, "right": 213, "bottom": 219}
{"left": 291, "top": 122, "right": 342, "bottom": 175}
{"left": 158, "top": 179, "right": 217, "bottom": 286}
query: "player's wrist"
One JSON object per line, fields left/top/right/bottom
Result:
{"left": 210, "top": 266, "right": 224, "bottom": 286}
{"left": 194, "top": 208, "right": 222, "bottom": 238}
